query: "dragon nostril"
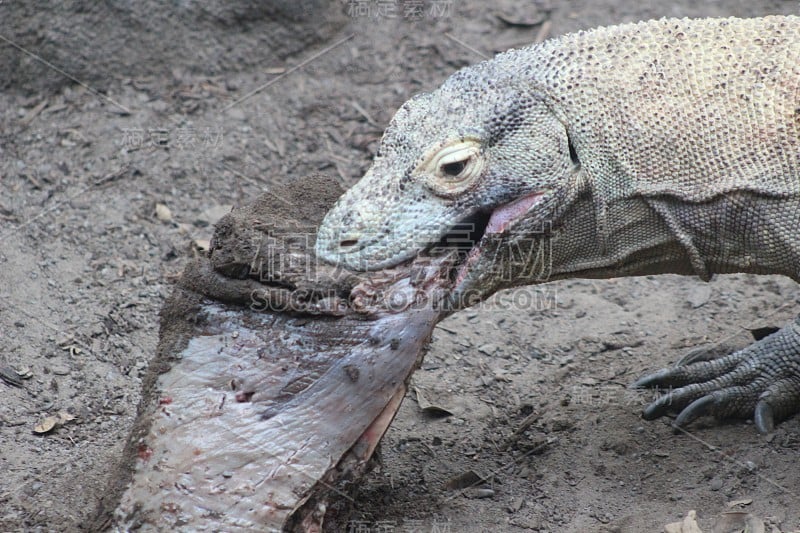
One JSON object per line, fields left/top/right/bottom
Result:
{"left": 339, "top": 239, "right": 359, "bottom": 248}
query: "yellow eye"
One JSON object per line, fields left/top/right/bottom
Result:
{"left": 419, "top": 139, "right": 485, "bottom": 197}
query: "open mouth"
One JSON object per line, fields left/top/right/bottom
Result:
{"left": 427, "top": 191, "right": 547, "bottom": 287}
{"left": 434, "top": 210, "right": 492, "bottom": 253}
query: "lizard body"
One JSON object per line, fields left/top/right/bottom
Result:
{"left": 315, "top": 16, "right": 800, "bottom": 432}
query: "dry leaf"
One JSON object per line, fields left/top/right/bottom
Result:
{"left": 58, "top": 411, "right": 76, "bottom": 423}
{"left": 495, "top": 8, "right": 548, "bottom": 27}
{"left": 664, "top": 510, "right": 703, "bottom": 533}
{"left": 727, "top": 499, "right": 753, "bottom": 508}
{"left": 33, "top": 411, "right": 77, "bottom": 434}
{"left": 413, "top": 386, "right": 453, "bottom": 417}
{"left": 33, "top": 416, "right": 59, "bottom": 434}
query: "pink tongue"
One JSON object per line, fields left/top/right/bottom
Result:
{"left": 485, "top": 192, "right": 545, "bottom": 235}
{"left": 454, "top": 192, "right": 544, "bottom": 288}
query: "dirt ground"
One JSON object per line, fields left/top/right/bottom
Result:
{"left": 1, "top": 1, "right": 799, "bottom": 532}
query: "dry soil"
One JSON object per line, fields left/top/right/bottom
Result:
{"left": 1, "top": 1, "right": 799, "bottom": 531}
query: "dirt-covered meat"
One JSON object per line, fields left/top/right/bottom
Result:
{"left": 96, "top": 175, "right": 453, "bottom": 532}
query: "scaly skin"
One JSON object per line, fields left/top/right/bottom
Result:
{"left": 316, "top": 16, "right": 800, "bottom": 432}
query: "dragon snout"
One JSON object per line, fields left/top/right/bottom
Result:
{"left": 315, "top": 209, "right": 374, "bottom": 263}
{"left": 316, "top": 209, "right": 418, "bottom": 270}
{"left": 338, "top": 237, "right": 359, "bottom": 248}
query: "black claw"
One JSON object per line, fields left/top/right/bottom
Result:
{"left": 642, "top": 394, "right": 674, "bottom": 420}
{"left": 632, "top": 368, "right": 672, "bottom": 389}
{"left": 673, "top": 394, "right": 716, "bottom": 430}
{"left": 674, "top": 343, "right": 734, "bottom": 366}
{"left": 753, "top": 400, "right": 775, "bottom": 434}
{"left": 634, "top": 315, "right": 800, "bottom": 432}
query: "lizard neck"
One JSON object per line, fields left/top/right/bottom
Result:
{"left": 545, "top": 184, "right": 800, "bottom": 284}
{"left": 447, "top": 177, "right": 798, "bottom": 309}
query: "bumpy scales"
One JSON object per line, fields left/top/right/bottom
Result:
{"left": 316, "top": 16, "right": 800, "bottom": 432}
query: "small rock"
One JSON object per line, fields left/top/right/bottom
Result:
{"left": 507, "top": 497, "right": 524, "bottom": 513}
{"left": 548, "top": 414, "right": 573, "bottom": 432}
{"left": 466, "top": 487, "right": 495, "bottom": 499}
{"left": 50, "top": 365, "right": 70, "bottom": 376}
{"left": 23, "top": 482, "right": 42, "bottom": 496}
{"left": 710, "top": 477, "right": 724, "bottom": 491}
{"left": 478, "top": 343, "right": 497, "bottom": 356}
{"left": 510, "top": 516, "right": 541, "bottom": 530}
{"left": 155, "top": 203, "right": 172, "bottom": 222}
{"left": 687, "top": 285, "right": 712, "bottom": 308}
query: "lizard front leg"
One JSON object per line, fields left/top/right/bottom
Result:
{"left": 634, "top": 315, "right": 800, "bottom": 433}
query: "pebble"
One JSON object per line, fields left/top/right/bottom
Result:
{"left": 687, "top": 285, "right": 712, "bottom": 308}
{"left": 155, "top": 203, "right": 172, "bottom": 222}
{"left": 467, "top": 487, "right": 495, "bottom": 499}
{"left": 507, "top": 497, "right": 524, "bottom": 513}
{"left": 23, "top": 482, "right": 42, "bottom": 496}
{"left": 478, "top": 343, "right": 497, "bottom": 356}
{"left": 510, "top": 516, "right": 541, "bottom": 529}
{"left": 50, "top": 365, "right": 70, "bottom": 376}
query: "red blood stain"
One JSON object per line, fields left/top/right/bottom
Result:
{"left": 137, "top": 443, "right": 154, "bottom": 462}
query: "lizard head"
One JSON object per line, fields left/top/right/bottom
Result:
{"left": 316, "top": 56, "right": 580, "bottom": 303}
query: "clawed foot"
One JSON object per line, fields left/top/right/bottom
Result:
{"left": 633, "top": 317, "right": 800, "bottom": 433}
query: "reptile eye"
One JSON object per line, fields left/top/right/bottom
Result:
{"left": 419, "top": 138, "right": 485, "bottom": 198}
{"left": 442, "top": 160, "right": 467, "bottom": 177}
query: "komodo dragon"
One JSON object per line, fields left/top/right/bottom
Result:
{"left": 315, "top": 16, "right": 800, "bottom": 433}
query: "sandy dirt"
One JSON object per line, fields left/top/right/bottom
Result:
{"left": 1, "top": 1, "right": 799, "bottom": 531}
